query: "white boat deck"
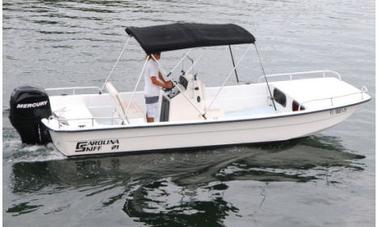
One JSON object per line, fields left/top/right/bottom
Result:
{"left": 224, "top": 106, "right": 276, "bottom": 119}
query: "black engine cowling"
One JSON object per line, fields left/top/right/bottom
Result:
{"left": 9, "top": 86, "right": 52, "bottom": 145}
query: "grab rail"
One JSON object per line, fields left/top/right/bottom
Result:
{"left": 297, "top": 87, "right": 369, "bottom": 111}
{"left": 45, "top": 86, "right": 102, "bottom": 95}
{"left": 257, "top": 70, "right": 342, "bottom": 83}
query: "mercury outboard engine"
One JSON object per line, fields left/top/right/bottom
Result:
{"left": 9, "top": 86, "right": 52, "bottom": 145}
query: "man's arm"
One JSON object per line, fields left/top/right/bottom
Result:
{"left": 151, "top": 76, "right": 173, "bottom": 89}
{"left": 158, "top": 72, "right": 169, "bottom": 83}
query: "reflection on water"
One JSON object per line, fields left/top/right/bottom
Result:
{"left": 7, "top": 135, "right": 364, "bottom": 225}
{"left": 124, "top": 178, "right": 239, "bottom": 227}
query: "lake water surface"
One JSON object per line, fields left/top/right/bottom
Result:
{"left": 3, "top": 0, "right": 375, "bottom": 226}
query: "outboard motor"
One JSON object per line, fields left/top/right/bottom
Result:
{"left": 9, "top": 86, "right": 52, "bottom": 145}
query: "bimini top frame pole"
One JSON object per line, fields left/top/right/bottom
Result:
{"left": 207, "top": 44, "right": 253, "bottom": 110}
{"left": 254, "top": 44, "right": 277, "bottom": 111}
{"left": 228, "top": 45, "right": 240, "bottom": 83}
{"left": 124, "top": 58, "right": 149, "bottom": 124}
{"left": 100, "top": 37, "right": 131, "bottom": 92}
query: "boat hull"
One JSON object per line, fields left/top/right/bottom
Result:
{"left": 47, "top": 104, "right": 360, "bottom": 157}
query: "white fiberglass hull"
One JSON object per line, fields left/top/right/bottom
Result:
{"left": 46, "top": 104, "right": 360, "bottom": 157}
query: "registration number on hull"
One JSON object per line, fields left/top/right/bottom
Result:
{"left": 330, "top": 107, "right": 347, "bottom": 115}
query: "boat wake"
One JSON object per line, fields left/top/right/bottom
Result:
{"left": 3, "top": 127, "right": 65, "bottom": 163}
{"left": 4, "top": 143, "right": 66, "bottom": 163}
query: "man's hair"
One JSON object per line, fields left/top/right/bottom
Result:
{"left": 146, "top": 52, "right": 161, "bottom": 60}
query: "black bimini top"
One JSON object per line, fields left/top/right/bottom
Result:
{"left": 125, "top": 23, "right": 255, "bottom": 54}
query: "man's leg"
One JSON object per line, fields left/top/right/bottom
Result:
{"left": 146, "top": 103, "right": 155, "bottom": 123}
{"left": 145, "top": 97, "right": 159, "bottom": 123}
{"left": 146, "top": 114, "right": 154, "bottom": 123}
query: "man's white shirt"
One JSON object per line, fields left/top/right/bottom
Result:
{"left": 144, "top": 59, "right": 161, "bottom": 97}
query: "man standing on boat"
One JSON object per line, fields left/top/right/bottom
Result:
{"left": 144, "top": 52, "right": 174, "bottom": 122}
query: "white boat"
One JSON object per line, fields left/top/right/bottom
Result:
{"left": 9, "top": 23, "right": 371, "bottom": 157}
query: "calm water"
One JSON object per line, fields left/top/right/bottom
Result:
{"left": 3, "top": 0, "right": 375, "bottom": 226}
